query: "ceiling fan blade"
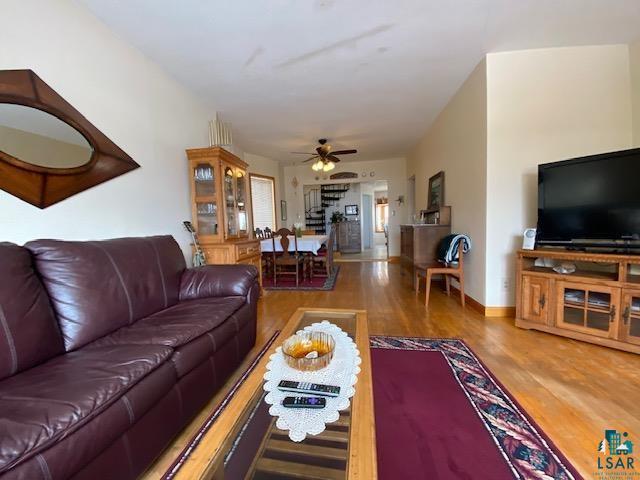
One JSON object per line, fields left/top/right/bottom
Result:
{"left": 291, "top": 151, "right": 316, "bottom": 155}
{"left": 327, "top": 155, "right": 341, "bottom": 163}
{"left": 302, "top": 155, "right": 320, "bottom": 163}
{"left": 331, "top": 149, "right": 357, "bottom": 155}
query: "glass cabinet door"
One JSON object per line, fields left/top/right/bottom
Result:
{"left": 556, "top": 282, "right": 618, "bottom": 338}
{"left": 621, "top": 290, "right": 640, "bottom": 346}
{"left": 236, "top": 169, "right": 248, "bottom": 236}
{"left": 223, "top": 166, "right": 238, "bottom": 237}
{"left": 193, "top": 163, "right": 218, "bottom": 237}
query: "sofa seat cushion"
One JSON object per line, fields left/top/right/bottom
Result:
{"left": 91, "top": 296, "right": 245, "bottom": 378}
{"left": 169, "top": 300, "right": 256, "bottom": 377}
{"left": 92, "top": 296, "right": 245, "bottom": 349}
{"left": 0, "top": 345, "right": 172, "bottom": 474}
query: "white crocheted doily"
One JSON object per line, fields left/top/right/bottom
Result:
{"left": 263, "top": 320, "right": 361, "bottom": 442}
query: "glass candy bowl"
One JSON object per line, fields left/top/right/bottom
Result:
{"left": 282, "top": 331, "right": 335, "bottom": 371}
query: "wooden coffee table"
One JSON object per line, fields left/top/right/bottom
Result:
{"left": 170, "top": 308, "right": 376, "bottom": 480}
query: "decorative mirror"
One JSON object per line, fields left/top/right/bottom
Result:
{"left": 0, "top": 70, "right": 139, "bottom": 208}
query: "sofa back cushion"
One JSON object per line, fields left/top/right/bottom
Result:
{"left": 25, "top": 236, "right": 186, "bottom": 351}
{"left": 0, "top": 243, "right": 64, "bottom": 380}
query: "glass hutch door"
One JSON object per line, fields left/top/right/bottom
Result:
{"left": 223, "top": 165, "right": 238, "bottom": 238}
{"left": 556, "top": 281, "right": 618, "bottom": 338}
{"left": 621, "top": 290, "right": 640, "bottom": 346}
{"left": 236, "top": 169, "right": 248, "bottom": 236}
{"left": 193, "top": 162, "right": 219, "bottom": 238}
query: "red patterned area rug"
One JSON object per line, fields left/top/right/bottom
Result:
{"left": 262, "top": 266, "right": 340, "bottom": 291}
{"left": 370, "top": 336, "right": 582, "bottom": 480}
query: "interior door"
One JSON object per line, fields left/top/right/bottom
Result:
{"left": 621, "top": 289, "right": 640, "bottom": 346}
{"left": 556, "top": 281, "right": 619, "bottom": 338}
{"left": 362, "top": 194, "right": 373, "bottom": 249}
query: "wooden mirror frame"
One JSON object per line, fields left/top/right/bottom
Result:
{"left": 0, "top": 69, "right": 139, "bottom": 208}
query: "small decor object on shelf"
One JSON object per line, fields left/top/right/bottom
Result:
{"left": 427, "top": 170, "right": 445, "bottom": 210}
{"left": 330, "top": 211, "right": 345, "bottom": 224}
{"left": 552, "top": 262, "right": 576, "bottom": 275}
{"left": 282, "top": 331, "right": 335, "bottom": 371}
{"left": 522, "top": 228, "right": 537, "bottom": 250}
{"left": 345, "top": 204, "right": 358, "bottom": 216}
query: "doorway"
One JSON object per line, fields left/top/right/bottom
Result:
{"left": 362, "top": 194, "right": 373, "bottom": 249}
{"left": 336, "top": 180, "right": 388, "bottom": 262}
{"left": 407, "top": 175, "right": 415, "bottom": 223}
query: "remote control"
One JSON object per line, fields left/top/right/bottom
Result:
{"left": 277, "top": 380, "right": 341, "bottom": 397}
{"left": 282, "top": 396, "right": 326, "bottom": 409}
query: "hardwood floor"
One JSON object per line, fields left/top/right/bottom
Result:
{"left": 145, "top": 262, "right": 640, "bottom": 479}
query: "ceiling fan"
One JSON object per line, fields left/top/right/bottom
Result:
{"left": 292, "top": 139, "right": 357, "bottom": 172}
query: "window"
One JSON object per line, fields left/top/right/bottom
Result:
{"left": 250, "top": 174, "right": 276, "bottom": 231}
{"left": 375, "top": 203, "right": 388, "bottom": 232}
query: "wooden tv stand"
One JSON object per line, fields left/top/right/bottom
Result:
{"left": 515, "top": 249, "right": 640, "bottom": 354}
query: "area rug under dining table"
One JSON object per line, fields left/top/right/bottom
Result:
{"left": 162, "top": 335, "right": 581, "bottom": 480}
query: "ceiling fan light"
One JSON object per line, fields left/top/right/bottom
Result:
{"left": 312, "top": 160, "right": 323, "bottom": 171}
{"left": 323, "top": 161, "right": 335, "bottom": 172}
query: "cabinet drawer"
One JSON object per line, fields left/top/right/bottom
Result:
{"left": 238, "top": 255, "right": 260, "bottom": 268}
{"left": 236, "top": 241, "right": 260, "bottom": 260}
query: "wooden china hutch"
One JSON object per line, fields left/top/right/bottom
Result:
{"left": 186, "top": 147, "right": 261, "bottom": 282}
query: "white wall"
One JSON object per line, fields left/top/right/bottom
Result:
{"left": 406, "top": 60, "right": 488, "bottom": 304}
{"left": 284, "top": 158, "right": 407, "bottom": 256}
{"left": 245, "top": 152, "right": 284, "bottom": 229}
{"left": 0, "top": 0, "right": 212, "bottom": 260}
{"left": 486, "top": 45, "right": 633, "bottom": 306}
{"left": 631, "top": 40, "right": 640, "bottom": 146}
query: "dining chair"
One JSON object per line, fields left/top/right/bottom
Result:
{"left": 254, "top": 228, "right": 271, "bottom": 279}
{"left": 264, "top": 227, "right": 272, "bottom": 238}
{"left": 414, "top": 241, "right": 466, "bottom": 309}
{"left": 272, "top": 228, "right": 304, "bottom": 286}
{"left": 311, "top": 225, "right": 335, "bottom": 279}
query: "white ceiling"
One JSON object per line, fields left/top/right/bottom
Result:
{"left": 79, "top": 0, "right": 640, "bottom": 163}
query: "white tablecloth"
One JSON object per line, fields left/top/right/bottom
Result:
{"left": 260, "top": 235, "right": 328, "bottom": 255}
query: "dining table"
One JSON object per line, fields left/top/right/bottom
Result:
{"left": 260, "top": 234, "right": 328, "bottom": 255}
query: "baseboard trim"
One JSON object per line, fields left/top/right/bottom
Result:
{"left": 447, "top": 284, "right": 483, "bottom": 315}
{"left": 447, "top": 284, "right": 514, "bottom": 318}
{"left": 484, "top": 306, "right": 516, "bottom": 318}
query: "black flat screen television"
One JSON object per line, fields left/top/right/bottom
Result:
{"left": 537, "top": 147, "right": 640, "bottom": 248}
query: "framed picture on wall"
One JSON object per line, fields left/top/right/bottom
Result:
{"left": 281, "top": 200, "right": 287, "bottom": 221}
{"left": 427, "top": 171, "right": 445, "bottom": 210}
{"left": 345, "top": 204, "right": 359, "bottom": 216}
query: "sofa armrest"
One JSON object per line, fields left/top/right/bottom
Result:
{"left": 179, "top": 264, "right": 258, "bottom": 301}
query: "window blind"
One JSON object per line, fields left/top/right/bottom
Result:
{"left": 250, "top": 176, "right": 275, "bottom": 230}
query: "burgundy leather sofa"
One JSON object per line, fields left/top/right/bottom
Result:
{"left": 0, "top": 236, "right": 259, "bottom": 480}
